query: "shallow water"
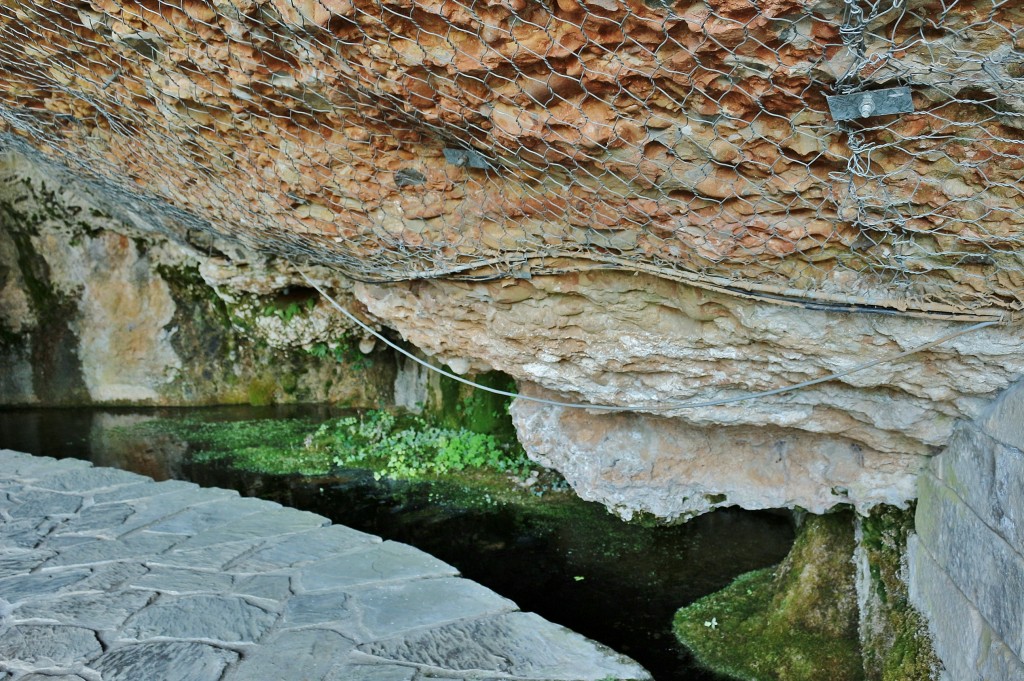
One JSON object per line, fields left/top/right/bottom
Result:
{"left": 0, "top": 406, "right": 795, "bottom": 680}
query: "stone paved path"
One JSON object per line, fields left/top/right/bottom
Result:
{"left": 0, "top": 450, "right": 651, "bottom": 681}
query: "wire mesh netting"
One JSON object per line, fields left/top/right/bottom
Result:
{"left": 1, "top": 0, "right": 1021, "bottom": 320}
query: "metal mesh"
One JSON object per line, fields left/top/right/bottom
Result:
{"left": 1, "top": 0, "right": 1021, "bottom": 320}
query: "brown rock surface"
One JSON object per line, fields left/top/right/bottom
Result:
{"left": 0, "top": 0, "right": 1022, "bottom": 316}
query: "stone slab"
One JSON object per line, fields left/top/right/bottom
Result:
{"left": 909, "top": 534, "right": 1024, "bottom": 681}
{"left": 172, "top": 506, "right": 329, "bottom": 550}
{"left": 0, "top": 624, "right": 102, "bottom": 666}
{"left": 55, "top": 501, "right": 136, "bottom": 537}
{"left": 152, "top": 540, "right": 263, "bottom": 570}
{"left": 90, "top": 479, "right": 198, "bottom": 504}
{"left": 119, "top": 594, "right": 278, "bottom": 643}
{"left": 0, "top": 569, "right": 92, "bottom": 602}
{"left": 225, "top": 628, "right": 356, "bottom": 681}
{"left": 232, "top": 573, "right": 292, "bottom": 601}
{"left": 0, "top": 451, "right": 90, "bottom": 478}
{"left": 29, "top": 465, "right": 146, "bottom": 493}
{"left": 282, "top": 589, "right": 355, "bottom": 628}
{"left": 130, "top": 565, "right": 236, "bottom": 594}
{"left": 0, "top": 518, "right": 59, "bottom": 549}
{"left": 931, "top": 421, "right": 1024, "bottom": 554}
{"left": 294, "top": 541, "right": 458, "bottom": 592}
{"left": 145, "top": 495, "right": 272, "bottom": 535}
{"left": 230, "top": 524, "right": 381, "bottom": 572}
{"left": 360, "top": 611, "right": 649, "bottom": 680}
{"left": 6, "top": 488, "right": 83, "bottom": 519}
{"left": 92, "top": 641, "right": 238, "bottom": 681}
{"left": 978, "top": 377, "right": 1024, "bottom": 451}
{"left": 0, "top": 548, "right": 55, "bottom": 577}
{"left": 13, "top": 589, "right": 154, "bottom": 630}
{"left": 45, "top": 531, "right": 182, "bottom": 567}
{"left": 325, "top": 664, "right": 417, "bottom": 681}
{"left": 0, "top": 450, "right": 650, "bottom": 680}
{"left": 84, "top": 487, "right": 241, "bottom": 537}
{"left": 351, "top": 577, "right": 516, "bottom": 639}
{"left": 916, "top": 472, "right": 1024, "bottom": 662}
{"left": 74, "top": 561, "right": 149, "bottom": 592}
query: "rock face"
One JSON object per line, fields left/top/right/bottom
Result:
{"left": 3, "top": 143, "right": 1023, "bottom": 521}
{"left": 0, "top": 0, "right": 1022, "bottom": 316}
{"left": 674, "top": 512, "right": 864, "bottom": 680}
{"left": 353, "top": 271, "right": 1023, "bottom": 518}
{"left": 0, "top": 151, "right": 394, "bottom": 407}
{"left": 513, "top": 398, "right": 920, "bottom": 519}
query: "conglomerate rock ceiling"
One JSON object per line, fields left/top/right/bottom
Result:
{"left": 1, "top": 0, "right": 1024, "bottom": 317}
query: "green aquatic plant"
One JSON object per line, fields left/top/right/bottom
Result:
{"left": 305, "top": 340, "right": 373, "bottom": 371}
{"left": 113, "top": 409, "right": 529, "bottom": 481}
{"left": 261, "top": 297, "right": 315, "bottom": 324}
{"left": 121, "top": 417, "right": 329, "bottom": 475}
{"left": 316, "top": 410, "right": 529, "bottom": 480}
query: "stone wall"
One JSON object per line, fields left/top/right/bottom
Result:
{"left": 909, "top": 379, "right": 1024, "bottom": 679}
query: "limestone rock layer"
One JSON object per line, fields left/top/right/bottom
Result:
{"left": 352, "top": 270, "right": 1024, "bottom": 518}
{"left": 1, "top": 0, "right": 1023, "bottom": 316}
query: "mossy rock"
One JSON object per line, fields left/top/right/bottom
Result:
{"left": 247, "top": 376, "right": 278, "bottom": 406}
{"left": 674, "top": 512, "right": 863, "bottom": 681}
{"left": 430, "top": 370, "right": 518, "bottom": 438}
{"left": 858, "top": 506, "right": 941, "bottom": 681}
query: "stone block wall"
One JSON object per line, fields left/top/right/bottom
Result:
{"left": 909, "top": 380, "right": 1024, "bottom": 680}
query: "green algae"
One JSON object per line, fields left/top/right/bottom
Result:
{"left": 429, "top": 369, "right": 518, "bottom": 439}
{"left": 674, "top": 511, "right": 864, "bottom": 681}
{"left": 246, "top": 376, "right": 278, "bottom": 407}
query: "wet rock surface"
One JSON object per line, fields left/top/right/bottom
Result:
{"left": 0, "top": 449, "right": 651, "bottom": 681}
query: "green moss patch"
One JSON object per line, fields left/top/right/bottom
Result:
{"left": 427, "top": 370, "right": 518, "bottom": 438}
{"left": 246, "top": 376, "right": 278, "bottom": 407}
{"left": 859, "top": 506, "right": 941, "bottom": 681}
{"left": 674, "top": 512, "right": 863, "bottom": 681}
{"left": 113, "top": 417, "right": 329, "bottom": 475}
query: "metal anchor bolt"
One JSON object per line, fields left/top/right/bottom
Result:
{"left": 859, "top": 94, "right": 875, "bottom": 118}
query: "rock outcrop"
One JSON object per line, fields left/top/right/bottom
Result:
{"left": 1, "top": 2, "right": 1023, "bottom": 519}
{"left": 352, "top": 272, "right": 1023, "bottom": 518}
{"left": 0, "top": 151, "right": 395, "bottom": 407}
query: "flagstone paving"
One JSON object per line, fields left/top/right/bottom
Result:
{"left": 0, "top": 450, "right": 650, "bottom": 681}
